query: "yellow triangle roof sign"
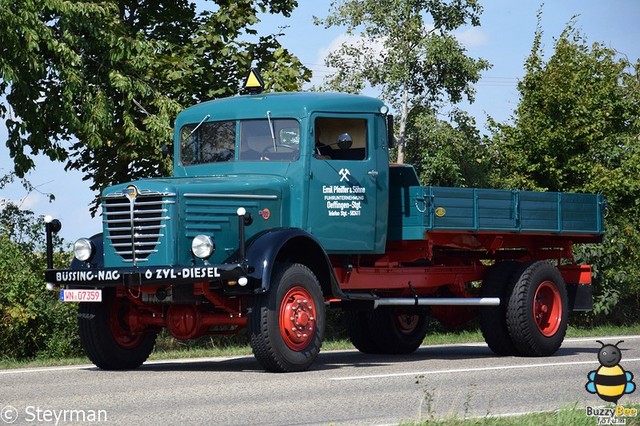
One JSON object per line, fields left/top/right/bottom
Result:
{"left": 244, "top": 68, "right": 264, "bottom": 94}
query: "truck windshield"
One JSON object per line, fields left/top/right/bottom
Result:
{"left": 180, "top": 119, "right": 300, "bottom": 165}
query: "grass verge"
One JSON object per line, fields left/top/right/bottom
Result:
{"left": 407, "top": 403, "right": 640, "bottom": 425}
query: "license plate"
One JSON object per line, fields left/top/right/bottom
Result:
{"left": 60, "top": 289, "right": 102, "bottom": 302}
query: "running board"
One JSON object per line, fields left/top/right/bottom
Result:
{"left": 373, "top": 297, "right": 500, "bottom": 308}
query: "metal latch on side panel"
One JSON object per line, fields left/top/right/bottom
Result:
{"left": 414, "top": 191, "right": 428, "bottom": 213}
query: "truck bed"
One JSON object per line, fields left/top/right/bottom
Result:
{"left": 388, "top": 165, "right": 605, "bottom": 242}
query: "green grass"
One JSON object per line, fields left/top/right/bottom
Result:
{"left": 2, "top": 323, "right": 640, "bottom": 371}
{"left": 149, "top": 343, "right": 252, "bottom": 361}
{"left": 0, "top": 356, "right": 92, "bottom": 370}
{"left": 405, "top": 403, "right": 640, "bottom": 425}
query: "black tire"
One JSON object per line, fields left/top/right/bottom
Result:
{"left": 343, "top": 310, "right": 379, "bottom": 354}
{"left": 78, "top": 289, "right": 156, "bottom": 370}
{"left": 479, "top": 261, "right": 519, "bottom": 355}
{"left": 368, "top": 306, "right": 429, "bottom": 354}
{"left": 249, "top": 263, "right": 326, "bottom": 372}
{"left": 506, "top": 261, "right": 568, "bottom": 356}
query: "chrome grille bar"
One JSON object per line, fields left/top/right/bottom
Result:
{"left": 102, "top": 190, "right": 174, "bottom": 265}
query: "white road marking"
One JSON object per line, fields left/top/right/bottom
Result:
{"left": 0, "top": 364, "right": 94, "bottom": 375}
{"left": 0, "top": 355, "right": 248, "bottom": 375}
{"left": 329, "top": 358, "right": 640, "bottom": 381}
{"left": 564, "top": 335, "right": 640, "bottom": 343}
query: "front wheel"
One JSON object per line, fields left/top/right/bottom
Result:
{"left": 249, "top": 263, "right": 325, "bottom": 372}
{"left": 506, "top": 261, "right": 568, "bottom": 356}
{"left": 78, "top": 289, "right": 156, "bottom": 370}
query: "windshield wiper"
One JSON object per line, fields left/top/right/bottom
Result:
{"left": 186, "top": 114, "right": 211, "bottom": 139}
{"left": 266, "top": 110, "right": 277, "bottom": 152}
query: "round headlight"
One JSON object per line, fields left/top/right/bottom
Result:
{"left": 74, "top": 238, "right": 94, "bottom": 262}
{"left": 192, "top": 235, "right": 215, "bottom": 259}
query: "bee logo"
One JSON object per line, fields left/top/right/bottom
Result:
{"left": 586, "top": 340, "right": 636, "bottom": 404}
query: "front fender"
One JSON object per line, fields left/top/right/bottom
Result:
{"left": 243, "top": 228, "right": 344, "bottom": 298}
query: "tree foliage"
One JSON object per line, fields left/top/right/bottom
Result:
{"left": 316, "top": 0, "right": 490, "bottom": 163}
{"left": 488, "top": 17, "right": 640, "bottom": 321}
{"left": 405, "top": 108, "right": 490, "bottom": 187}
{"left": 0, "top": 0, "right": 309, "bottom": 212}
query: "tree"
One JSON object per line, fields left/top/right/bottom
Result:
{"left": 488, "top": 17, "right": 640, "bottom": 321}
{"left": 315, "top": 0, "right": 490, "bottom": 164}
{"left": 0, "top": 1, "right": 309, "bottom": 213}
{"left": 405, "top": 108, "right": 490, "bottom": 187}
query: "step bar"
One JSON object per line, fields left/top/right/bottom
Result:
{"left": 373, "top": 297, "right": 500, "bottom": 308}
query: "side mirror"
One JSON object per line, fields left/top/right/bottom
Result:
{"left": 386, "top": 115, "right": 395, "bottom": 148}
{"left": 161, "top": 144, "right": 173, "bottom": 159}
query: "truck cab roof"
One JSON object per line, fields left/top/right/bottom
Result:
{"left": 175, "top": 92, "right": 387, "bottom": 125}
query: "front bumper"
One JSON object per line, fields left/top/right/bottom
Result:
{"left": 45, "top": 263, "right": 249, "bottom": 288}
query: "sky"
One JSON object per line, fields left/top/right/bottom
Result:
{"left": 1, "top": 0, "right": 639, "bottom": 243}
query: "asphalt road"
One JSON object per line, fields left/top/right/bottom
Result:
{"left": 1, "top": 336, "right": 640, "bottom": 425}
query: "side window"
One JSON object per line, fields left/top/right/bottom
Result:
{"left": 313, "top": 118, "right": 367, "bottom": 160}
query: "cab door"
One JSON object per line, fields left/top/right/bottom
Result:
{"left": 306, "top": 114, "right": 380, "bottom": 253}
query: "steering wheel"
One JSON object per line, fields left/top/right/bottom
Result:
{"left": 260, "top": 144, "right": 298, "bottom": 160}
{"left": 261, "top": 144, "right": 298, "bottom": 154}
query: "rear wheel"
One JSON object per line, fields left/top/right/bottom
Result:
{"left": 249, "top": 263, "right": 325, "bottom": 372}
{"left": 479, "top": 261, "right": 519, "bottom": 355}
{"left": 78, "top": 289, "right": 156, "bottom": 370}
{"left": 343, "top": 310, "right": 379, "bottom": 354}
{"left": 368, "top": 307, "right": 429, "bottom": 354}
{"left": 506, "top": 261, "right": 568, "bottom": 356}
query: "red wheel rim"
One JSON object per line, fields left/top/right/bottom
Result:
{"left": 279, "top": 286, "right": 317, "bottom": 351}
{"left": 394, "top": 310, "right": 420, "bottom": 335}
{"left": 533, "top": 280, "right": 562, "bottom": 337}
{"left": 109, "top": 298, "right": 144, "bottom": 349}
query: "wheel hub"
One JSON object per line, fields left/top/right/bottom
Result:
{"left": 279, "top": 287, "right": 317, "bottom": 351}
{"left": 533, "top": 280, "right": 562, "bottom": 337}
{"left": 396, "top": 313, "right": 420, "bottom": 335}
{"left": 109, "top": 298, "right": 144, "bottom": 349}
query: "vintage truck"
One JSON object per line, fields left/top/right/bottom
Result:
{"left": 44, "top": 72, "right": 605, "bottom": 372}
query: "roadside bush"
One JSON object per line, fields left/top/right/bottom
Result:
{"left": 574, "top": 221, "right": 640, "bottom": 325}
{"left": 0, "top": 202, "right": 80, "bottom": 361}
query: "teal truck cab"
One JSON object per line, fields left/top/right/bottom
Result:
{"left": 45, "top": 77, "right": 605, "bottom": 372}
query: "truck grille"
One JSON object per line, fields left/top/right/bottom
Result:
{"left": 103, "top": 189, "right": 174, "bottom": 265}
